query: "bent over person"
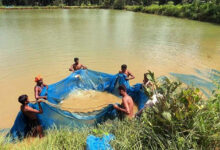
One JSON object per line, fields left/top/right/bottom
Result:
{"left": 69, "top": 57, "right": 87, "bottom": 72}
{"left": 113, "top": 85, "right": 134, "bottom": 118}
{"left": 18, "top": 95, "right": 44, "bottom": 138}
{"left": 34, "top": 75, "right": 48, "bottom": 100}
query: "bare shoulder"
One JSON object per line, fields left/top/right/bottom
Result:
{"left": 25, "top": 105, "right": 33, "bottom": 111}
{"left": 127, "top": 70, "right": 132, "bottom": 74}
{"left": 122, "top": 96, "right": 127, "bottom": 102}
{"left": 128, "top": 95, "right": 133, "bottom": 100}
{"left": 123, "top": 95, "right": 131, "bottom": 101}
{"left": 21, "top": 106, "right": 29, "bottom": 112}
{"left": 127, "top": 95, "right": 133, "bottom": 103}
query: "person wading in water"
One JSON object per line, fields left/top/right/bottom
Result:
{"left": 34, "top": 75, "right": 48, "bottom": 100}
{"left": 18, "top": 94, "right": 44, "bottom": 138}
{"left": 119, "top": 64, "right": 135, "bottom": 80}
{"left": 69, "top": 57, "right": 87, "bottom": 72}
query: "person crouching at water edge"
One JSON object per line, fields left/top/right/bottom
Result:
{"left": 18, "top": 95, "right": 44, "bottom": 138}
{"left": 34, "top": 75, "right": 48, "bottom": 100}
{"left": 113, "top": 85, "right": 134, "bottom": 118}
{"left": 119, "top": 64, "right": 135, "bottom": 80}
{"left": 69, "top": 57, "right": 87, "bottom": 72}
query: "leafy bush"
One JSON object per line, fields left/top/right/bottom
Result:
{"left": 53, "top": 0, "right": 64, "bottom": 6}
{"left": 143, "top": 0, "right": 153, "bottom": 6}
{"left": 103, "top": 0, "right": 112, "bottom": 8}
{"left": 125, "top": 5, "right": 143, "bottom": 11}
{"left": 134, "top": 3, "right": 220, "bottom": 23}
{"left": 113, "top": 0, "right": 125, "bottom": 9}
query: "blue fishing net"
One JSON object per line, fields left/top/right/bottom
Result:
{"left": 86, "top": 134, "right": 115, "bottom": 150}
{"left": 170, "top": 69, "right": 220, "bottom": 97}
{"left": 7, "top": 69, "right": 148, "bottom": 141}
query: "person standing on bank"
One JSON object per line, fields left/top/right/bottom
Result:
{"left": 18, "top": 94, "right": 44, "bottom": 138}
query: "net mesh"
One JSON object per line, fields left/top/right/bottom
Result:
{"left": 7, "top": 69, "right": 148, "bottom": 141}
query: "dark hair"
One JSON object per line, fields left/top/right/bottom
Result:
{"left": 118, "top": 85, "right": 126, "bottom": 91}
{"left": 18, "top": 94, "right": 28, "bottom": 105}
{"left": 121, "top": 64, "right": 127, "bottom": 69}
{"left": 74, "top": 57, "right": 79, "bottom": 62}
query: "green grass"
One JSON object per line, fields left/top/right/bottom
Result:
{"left": 1, "top": 72, "right": 220, "bottom": 149}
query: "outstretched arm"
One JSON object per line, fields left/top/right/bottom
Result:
{"left": 81, "top": 64, "right": 87, "bottom": 69}
{"left": 26, "top": 101, "right": 43, "bottom": 114}
{"left": 35, "top": 87, "right": 47, "bottom": 100}
{"left": 127, "top": 71, "right": 135, "bottom": 80}
{"left": 43, "top": 83, "right": 48, "bottom": 89}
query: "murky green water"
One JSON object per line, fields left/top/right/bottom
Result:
{"left": 0, "top": 9, "right": 220, "bottom": 128}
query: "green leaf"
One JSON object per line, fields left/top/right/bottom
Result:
{"left": 162, "top": 111, "right": 172, "bottom": 122}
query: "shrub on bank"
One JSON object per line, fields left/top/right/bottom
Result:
{"left": 126, "top": 3, "right": 220, "bottom": 23}
{"left": 113, "top": 0, "right": 125, "bottom": 9}
{"left": 125, "top": 5, "right": 143, "bottom": 11}
{"left": 103, "top": 0, "right": 112, "bottom": 8}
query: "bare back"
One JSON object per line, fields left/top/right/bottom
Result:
{"left": 21, "top": 105, "right": 38, "bottom": 120}
{"left": 119, "top": 70, "right": 135, "bottom": 80}
{"left": 122, "top": 95, "right": 134, "bottom": 118}
{"left": 73, "top": 63, "right": 83, "bottom": 71}
{"left": 21, "top": 102, "right": 43, "bottom": 120}
{"left": 119, "top": 70, "right": 130, "bottom": 77}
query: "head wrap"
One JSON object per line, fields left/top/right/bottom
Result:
{"left": 35, "top": 75, "right": 42, "bottom": 82}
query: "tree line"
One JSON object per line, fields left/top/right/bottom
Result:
{"left": 1, "top": 0, "right": 219, "bottom": 7}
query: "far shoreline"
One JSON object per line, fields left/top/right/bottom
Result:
{"left": 0, "top": 5, "right": 219, "bottom": 24}
{"left": 0, "top": 5, "right": 101, "bottom": 10}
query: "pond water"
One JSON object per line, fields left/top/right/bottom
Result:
{"left": 0, "top": 9, "right": 220, "bottom": 128}
{"left": 60, "top": 90, "right": 138, "bottom": 113}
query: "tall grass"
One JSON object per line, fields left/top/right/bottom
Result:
{"left": 1, "top": 72, "right": 219, "bottom": 149}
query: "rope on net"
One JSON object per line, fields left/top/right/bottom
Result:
{"left": 31, "top": 99, "right": 112, "bottom": 113}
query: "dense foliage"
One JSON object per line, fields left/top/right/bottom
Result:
{"left": 1, "top": 71, "right": 219, "bottom": 149}
{"left": 126, "top": 3, "right": 220, "bottom": 23}
{"left": 1, "top": 0, "right": 219, "bottom": 8}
